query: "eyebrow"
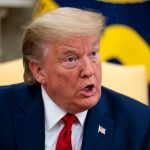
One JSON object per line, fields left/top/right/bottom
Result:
{"left": 62, "top": 49, "right": 78, "bottom": 55}
{"left": 92, "top": 39, "right": 100, "bottom": 48}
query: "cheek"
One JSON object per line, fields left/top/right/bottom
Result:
{"left": 45, "top": 67, "right": 78, "bottom": 93}
{"left": 95, "top": 63, "right": 102, "bottom": 83}
{"left": 58, "top": 68, "right": 79, "bottom": 85}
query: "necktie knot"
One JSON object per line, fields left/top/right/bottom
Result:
{"left": 62, "top": 113, "right": 77, "bottom": 128}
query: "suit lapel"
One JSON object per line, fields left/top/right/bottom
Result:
{"left": 14, "top": 85, "right": 45, "bottom": 150}
{"left": 81, "top": 91, "right": 114, "bottom": 150}
{"left": 81, "top": 113, "right": 113, "bottom": 150}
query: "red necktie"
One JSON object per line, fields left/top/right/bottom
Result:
{"left": 56, "top": 113, "right": 77, "bottom": 150}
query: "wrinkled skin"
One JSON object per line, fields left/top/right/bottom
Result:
{"left": 30, "top": 34, "right": 102, "bottom": 114}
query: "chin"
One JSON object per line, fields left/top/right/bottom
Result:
{"left": 82, "top": 96, "right": 99, "bottom": 110}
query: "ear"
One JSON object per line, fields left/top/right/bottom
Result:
{"left": 29, "top": 61, "right": 46, "bottom": 84}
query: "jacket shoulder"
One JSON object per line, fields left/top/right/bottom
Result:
{"left": 0, "top": 83, "right": 31, "bottom": 99}
{"left": 100, "top": 87, "right": 150, "bottom": 149}
{"left": 101, "top": 86, "right": 150, "bottom": 119}
{"left": 0, "top": 83, "right": 41, "bottom": 111}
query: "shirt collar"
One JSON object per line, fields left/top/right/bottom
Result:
{"left": 41, "top": 86, "right": 88, "bottom": 131}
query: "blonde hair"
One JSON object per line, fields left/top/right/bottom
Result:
{"left": 22, "top": 7, "right": 105, "bottom": 85}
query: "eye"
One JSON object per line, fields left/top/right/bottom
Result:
{"left": 64, "top": 57, "right": 77, "bottom": 62}
{"left": 88, "top": 50, "right": 98, "bottom": 58}
{"left": 90, "top": 51, "right": 97, "bottom": 57}
{"left": 88, "top": 50, "right": 99, "bottom": 62}
{"left": 63, "top": 56, "right": 78, "bottom": 68}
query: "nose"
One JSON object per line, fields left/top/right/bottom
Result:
{"left": 80, "top": 58, "right": 95, "bottom": 78}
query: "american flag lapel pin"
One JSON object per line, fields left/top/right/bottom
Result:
{"left": 98, "top": 125, "right": 106, "bottom": 135}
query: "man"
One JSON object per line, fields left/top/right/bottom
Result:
{"left": 0, "top": 7, "right": 149, "bottom": 150}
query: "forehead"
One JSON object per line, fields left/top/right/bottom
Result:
{"left": 53, "top": 34, "right": 100, "bottom": 51}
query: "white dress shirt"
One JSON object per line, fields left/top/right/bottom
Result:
{"left": 41, "top": 86, "right": 88, "bottom": 150}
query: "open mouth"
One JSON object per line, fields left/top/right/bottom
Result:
{"left": 80, "top": 84, "right": 96, "bottom": 97}
{"left": 83, "top": 84, "right": 94, "bottom": 91}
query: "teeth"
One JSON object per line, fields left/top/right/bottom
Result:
{"left": 84, "top": 86, "right": 90, "bottom": 91}
{"left": 84, "top": 85, "right": 92, "bottom": 91}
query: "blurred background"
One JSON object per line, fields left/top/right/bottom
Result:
{"left": 0, "top": 0, "right": 35, "bottom": 61}
{"left": 0, "top": 0, "right": 149, "bottom": 105}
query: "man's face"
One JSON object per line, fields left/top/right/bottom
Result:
{"left": 41, "top": 34, "right": 102, "bottom": 113}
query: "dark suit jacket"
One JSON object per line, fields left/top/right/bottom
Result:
{"left": 0, "top": 83, "right": 150, "bottom": 150}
